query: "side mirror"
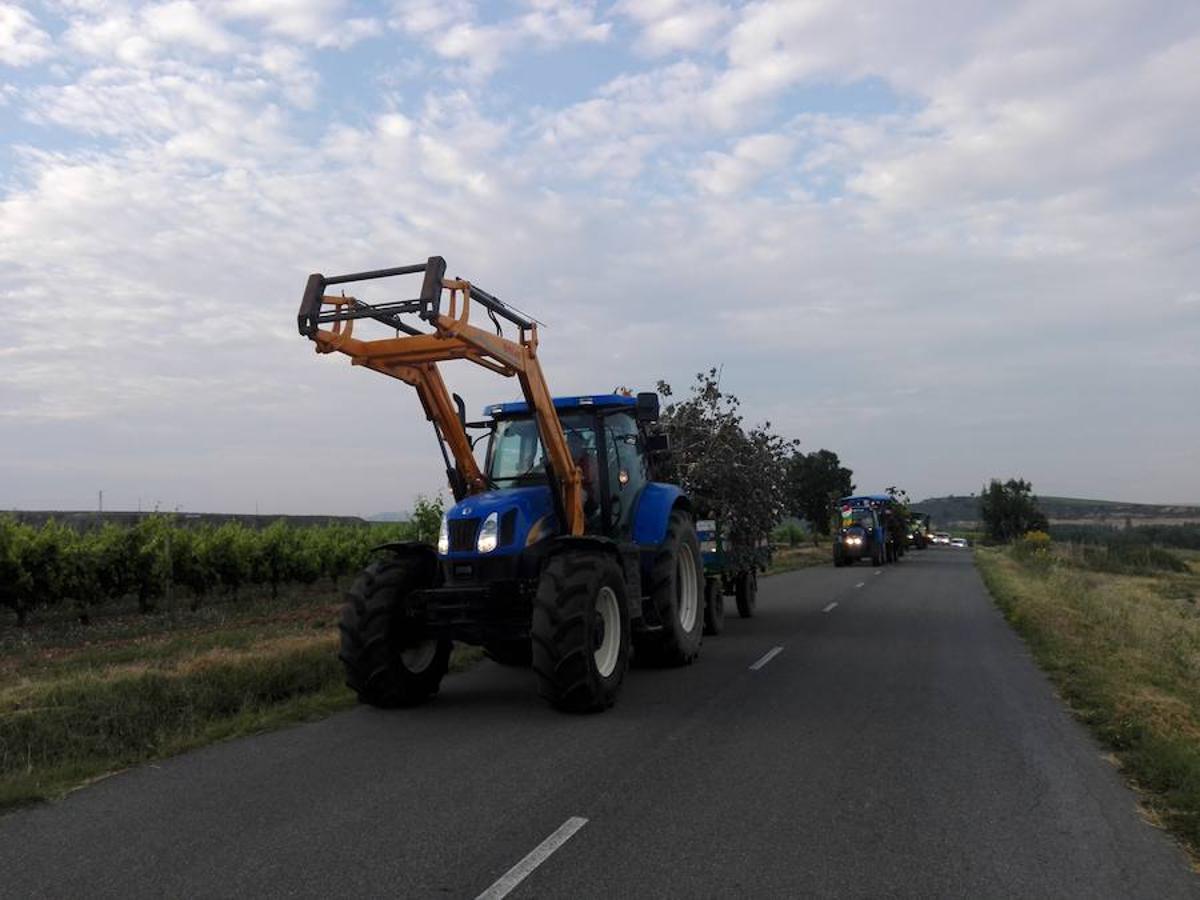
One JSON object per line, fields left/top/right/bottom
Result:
{"left": 635, "top": 392, "right": 660, "bottom": 423}
{"left": 644, "top": 432, "right": 670, "bottom": 454}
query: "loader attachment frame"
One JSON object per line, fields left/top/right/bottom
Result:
{"left": 297, "top": 256, "right": 585, "bottom": 536}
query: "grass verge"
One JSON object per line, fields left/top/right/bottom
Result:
{"left": 975, "top": 547, "right": 1200, "bottom": 858}
{"left": 0, "top": 589, "right": 483, "bottom": 811}
{"left": 767, "top": 545, "right": 829, "bottom": 575}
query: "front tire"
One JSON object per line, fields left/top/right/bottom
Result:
{"left": 736, "top": 568, "right": 758, "bottom": 618}
{"left": 339, "top": 556, "right": 450, "bottom": 708}
{"left": 532, "top": 550, "right": 631, "bottom": 712}
{"left": 639, "top": 510, "right": 705, "bottom": 665}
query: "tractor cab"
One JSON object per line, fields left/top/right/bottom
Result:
{"left": 437, "top": 394, "right": 661, "bottom": 567}
{"left": 484, "top": 394, "right": 652, "bottom": 539}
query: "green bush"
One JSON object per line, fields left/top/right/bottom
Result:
{"left": 1011, "top": 530, "right": 1054, "bottom": 570}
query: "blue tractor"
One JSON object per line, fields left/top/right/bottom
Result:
{"left": 298, "top": 258, "right": 705, "bottom": 712}
{"left": 832, "top": 494, "right": 904, "bottom": 566}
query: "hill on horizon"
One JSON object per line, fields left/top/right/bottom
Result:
{"left": 913, "top": 495, "right": 1200, "bottom": 528}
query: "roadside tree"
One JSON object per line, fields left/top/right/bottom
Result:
{"left": 980, "top": 478, "right": 1049, "bottom": 543}
{"left": 785, "top": 449, "right": 855, "bottom": 536}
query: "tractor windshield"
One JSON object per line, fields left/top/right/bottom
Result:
{"left": 488, "top": 411, "right": 597, "bottom": 487}
{"left": 839, "top": 507, "right": 875, "bottom": 529}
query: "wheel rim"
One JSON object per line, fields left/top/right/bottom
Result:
{"left": 593, "top": 586, "right": 621, "bottom": 678}
{"left": 400, "top": 640, "right": 438, "bottom": 673}
{"left": 676, "top": 545, "right": 699, "bottom": 632}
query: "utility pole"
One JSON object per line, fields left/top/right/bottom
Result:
{"left": 98, "top": 490, "right": 103, "bottom": 513}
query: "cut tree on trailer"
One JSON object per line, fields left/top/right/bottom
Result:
{"left": 297, "top": 256, "right": 704, "bottom": 712}
{"left": 653, "top": 370, "right": 791, "bottom": 633}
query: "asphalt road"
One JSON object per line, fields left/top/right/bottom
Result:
{"left": 3, "top": 549, "right": 1197, "bottom": 898}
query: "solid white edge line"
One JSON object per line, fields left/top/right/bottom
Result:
{"left": 749, "top": 646, "right": 784, "bottom": 671}
{"left": 475, "top": 816, "right": 589, "bottom": 900}
{"left": 854, "top": 582, "right": 865, "bottom": 588}
{"left": 822, "top": 602, "right": 838, "bottom": 613}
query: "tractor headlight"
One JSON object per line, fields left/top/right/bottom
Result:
{"left": 437, "top": 515, "right": 449, "bottom": 555}
{"left": 477, "top": 511, "right": 499, "bottom": 554}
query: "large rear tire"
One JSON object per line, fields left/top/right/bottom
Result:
{"left": 638, "top": 510, "right": 704, "bottom": 665}
{"left": 339, "top": 556, "right": 450, "bottom": 708}
{"left": 736, "top": 568, "right": 758, "bottom": 618}
{"left": 702, "top": 577, "right": 725, "bottom": 636}
{"left": 532, "top": 550, "right": 630, "bottom": 712}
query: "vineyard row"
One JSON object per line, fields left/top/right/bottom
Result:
{"left": 0, "top": 515, "right": 436, "bottom": 626}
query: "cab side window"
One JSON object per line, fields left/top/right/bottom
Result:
{"left": 604, "top": 411, "right": 648, "bottom": 533}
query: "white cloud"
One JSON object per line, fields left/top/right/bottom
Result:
{"left": 0, "top": 3, "right": 54, "bottom": 66}
{"left": 391, "top": 0, "right": 609, "bottom": 79}
{"left": 144, "top": 1, "right": 237, "bottom": 54}
{"left": 616, "top": 0, "right": 731, "bottom": 56}
{"left": 690, "top": 132, "right": 792, "bottom": 195}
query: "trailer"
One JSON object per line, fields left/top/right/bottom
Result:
{"left": 696, "top": 519, "right": 769, "bottom": 633}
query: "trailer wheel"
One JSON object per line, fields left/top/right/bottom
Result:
{"left": 532, "top": 550, "right": 630, "bottom": 712}
{"left": 484, "top": 640, "right": 532, "bottom": 667}
{"left": 736, "top": 568, "right": 758, "bottom": 618}
{"left": 703, "top": 577, "right": 725, "bottom": 636}
{"left": 639, "top": 510, "right": 705, "bottom": 665}
{"left": 339, "top": 556, "right": 450, "bottom": 708}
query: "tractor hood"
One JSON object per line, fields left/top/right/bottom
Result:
{"left": 442, "top": 486, "right": 557, "bottom": 557}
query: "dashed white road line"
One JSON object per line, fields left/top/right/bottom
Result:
{"left": 749, "top": 646, "right": 784, "bottom": 671}
{"left": 855, "top": 581, "right": 865, "bottom": 588}
{"left": 822, "top": 602, "right": 838, "bottom": 613}
{"left": 874, "top": 570, "right": 882, "bottom": 575}
{"left": 475, "top": 817, "right": 588, "bottom": 900}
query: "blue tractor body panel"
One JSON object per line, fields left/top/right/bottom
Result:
{"left": 443, "top": 486, "right": 555, "bottom": 559}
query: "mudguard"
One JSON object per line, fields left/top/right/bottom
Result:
{"left": 631, "top": 483, "right": 689, "bottom": 548}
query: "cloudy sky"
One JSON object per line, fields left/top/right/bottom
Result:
{"left": 1, "top": 0, "right": 1198, "bottom": 516}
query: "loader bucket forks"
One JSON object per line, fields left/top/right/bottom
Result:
{"left": 297, "top": 256, "right": 585, "bottom": 536}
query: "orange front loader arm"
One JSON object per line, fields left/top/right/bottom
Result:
{"left": 297, "top": 257, "right": 585, "bottom": 536}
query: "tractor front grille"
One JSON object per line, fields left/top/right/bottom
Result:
{"left": 448, "top": 518, "right": 479, "bottom": 552}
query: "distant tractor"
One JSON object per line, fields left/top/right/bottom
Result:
{"left": 832, "top": 497, "right": 886, "bottom": 566}
{"left": 833, "top": 494, "right": 906, "bottom": 566}
{"left": 696, "top": 519, "right": 769, "bottom": 632}
{"left": 298, "top": 257, "right": 705, "bottom": 713}
{"left": 908, "top": 512, "right": 932, "bottom": 549}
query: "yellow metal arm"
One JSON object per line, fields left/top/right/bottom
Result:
{"left": 306, "top": 274, "right": 585, "bottom": 536}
